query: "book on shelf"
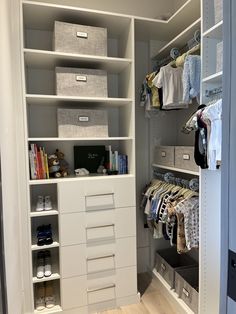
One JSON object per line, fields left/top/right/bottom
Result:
{"left": 105, "top": 146, "right": 128, "bottom": 174}
{"left": 29, "top": 144, "right": 49, "bottom": 180}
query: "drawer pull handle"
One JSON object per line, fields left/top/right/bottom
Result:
{"left": 183, "top": 288, "right": 190, "bottom": 298}
{"left": 86, "top": 192, "right": 114, "bottom": 197}
{"left": 161, "top": 263, "right": 166, "bottom": 271}
{"left": 76, "top": 31, "right": 88, "bottom": 39}
{"left": 87, "top": 283, "right": 116, "bottom": 293}
{"left": 161, "top": 151, "right": 166, "bottom": 157}
{"left": 87, "top": 254, "right": 115, "bottom": 261}
{"left": 183, "top": 154, "right": 190, "bottom": 160}
{"left": 86, "top": 223, "right": 115, "bottom": 230}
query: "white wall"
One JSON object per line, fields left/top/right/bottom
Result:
{"left": 26, "top": 0, "right": 177, "bottom": 19}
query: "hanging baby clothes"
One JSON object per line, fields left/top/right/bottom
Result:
{"left": 153, "top": 64, "right": 188, "bottom": 110}
{"left": 182, "top": 55, "right": 201, "bottom": 104}
{"left": 202, "top": 99, "right": 222, "bottom": 170}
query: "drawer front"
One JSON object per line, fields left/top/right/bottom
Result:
{"left": 58, "top": 177, "right": 135, "bottom": 214}
{"left": 61, "top": 266, "right": 137, "bottom": 310}
{"left": 154, "top": 146, "right": 175, "bottom": 167}
{"left": 61, "top": 237, "right": 136, "bottom": 278}
{"left": 60, "top": 207, "right": 136, "bottom": 246}
{"left": 175, "top": 146, "right": 198, "bottom": 172}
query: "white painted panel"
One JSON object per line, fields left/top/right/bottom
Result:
{"left": 61, "top": 276, "right": 87, "bottom": 309}
{"left": 60, "top": 212, "right": 86, "bottom": 245}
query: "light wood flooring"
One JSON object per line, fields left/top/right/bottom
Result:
{"left": 98, "top": 273, "right": 177, "bottom": 314}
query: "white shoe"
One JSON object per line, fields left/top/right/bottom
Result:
{"left": 44, "top": 251, "right": 52, "bottom": 277}
{"left": 45, "top": 282, "right": 55, "bottom": 309}
{"left": 45, "top": 295, "right": 55, "bottom": 309}
{"left": 36, "top": 252, "right": 44, "bottom": 279}
{"left": 44, "top": 196, "right": 52, "bottom": 211}
{"left": 35, "top": 283, "right": 45, "bottom": 311}
{"left": 36, "top": 196, "right": 44, "bottom": 212}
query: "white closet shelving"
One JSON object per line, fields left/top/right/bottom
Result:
{"left": 21, "top": 1, "right": 136, "bottom": 313}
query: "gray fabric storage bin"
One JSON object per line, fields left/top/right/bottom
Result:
{"left": 175, "top": 267, "right": 199, "bottom": 313}
{"left": 54, "top": 21, "right": 107, "bottom": 56}
{"left": 155, "top": 249, "right": 197, "bottom": 289}
{"left": 175, "top": 146, "right": 198, "bottom": 172}
{"left": 57, "top": 108, "right": 108, "bottom": 138}
{"left": 55, "top": 67, "right": 108, "bottom": 97}
{"left": 154, "top": 146, "right": 175, "bottom": 167}
{"left": 214, "top": 0, "right": 223, "bottom": 24}
{"left": 216, "top": 41, "right": 223, "bottom": 73}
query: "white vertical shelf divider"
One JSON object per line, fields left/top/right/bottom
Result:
{"left": 199, "top": 0, "right": 223, "bottom": 313}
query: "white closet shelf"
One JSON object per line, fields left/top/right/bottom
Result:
{"left": 24, "top": 49, "right": 132, "bottom": 73}
{"left": 29, "top": 174, "right": 134, "bottom": 185}
{"left": 152, "top": 164, "right": 199, "bottom": 176}
{"left": 203, "top": 20, "right": 223, "bottom": 39}
{"left": 26, "top": 94, "right": 132, "bottom": 107}
{"left": 33, "top": 273, "right": 60, "bottom": 283}
{"left": 153, "top": 18, "right": 201, "bottom": 60}
{"left": 202, "top": 71, "right": 223, "bottom": 83}
{"left": 28, "top": 137, "right": 133, "bottom": 142}
{"left": 34, "top": 305, "right": 62, "bottom": 314}
{"left": 30, "top": 210, "right": 59, "bottom": 218}
{"left": 31, "top": 242, "right": 60, "bottom": 251}
{"left": 135, "top": 0, "right": 200, "bottom": 41}
{"left": 22, "top": 0, "right": 131, "bottom": 37}
{"left": 153, "top": 270, "right": 195, "bottom": 314}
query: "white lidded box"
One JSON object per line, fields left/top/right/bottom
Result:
{"left": 55, "top": 67, "right": 108, "bottom": 97}
{"left": 57, "top": 108, "right": 108, "bottom": 138}
{"left": 53, "top": 21, "right": 107, "bottom": 56}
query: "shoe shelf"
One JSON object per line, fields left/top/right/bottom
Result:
{"left": 30, "top": 210, "right": 59, "bottom": 218}
{"left": 33, "top": 273, "right": 60, "bottom": 284}
{"left": 31, "top": 242, "right": 60, "bottom": 251}
{"left": 34, "top": 305, "right": 62, "bottom": 314}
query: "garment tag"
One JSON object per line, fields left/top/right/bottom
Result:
{"left": 76, "top": 31, "right": 88, "bottom": 38}
{"left": 161, "top": 263, "right": 166, "bottom": 271}
{"left": 78, "top": 116, "right": 89, "bottom": 122}
{"left": 183, "top": 154, "right": 190, "bottom": 160}
{"left": 76, "top": 75, "right": 87, "bottom": 82}
{"left": 183, "top": 288, "right": 190, "bottom": 298}
{"left": 161, "top": 151, "right": 166, "bottom": 157}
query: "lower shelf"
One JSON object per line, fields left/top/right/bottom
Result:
{"left": 152, "top": 269, "right": 194, "bottom": 314}
{"left": 152, "top": 164, "right": 199, "bottom": 176}
{"left": 33, "top": 273, "right": 60, "bottom": 283}
{"left": 34, "top": 305, "right": 62, "bottom": 314}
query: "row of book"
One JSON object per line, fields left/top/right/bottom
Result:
{"left": 29, "top": 144, "right": 49, "bottom": 180}
{"left": 105, "top": 146, "right": 128, "bottom": 174}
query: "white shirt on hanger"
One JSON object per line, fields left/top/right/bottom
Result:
{"left": 153, "top": 64, "right": 188, "bottom": 110}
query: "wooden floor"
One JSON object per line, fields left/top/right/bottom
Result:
{"left": 98, "top": 273, "right": 177, "bottom": 314}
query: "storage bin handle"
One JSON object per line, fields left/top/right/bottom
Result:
{"left": 87, "top": 283, "right": 116, "bottom": 293}
{"left": 161, "top": 151, "right": 166, "bottom": 157}
{"left": 86, "top": 223, "right": 115, "bottom": 230}
{"left": 183, "top": 287, "right": 190, "bottom": 298}
{"left": 87, "top": 253, "right": 115, "bottom": 261}
{"left": 76, "top": 31, "right": 88, "bottom": 39}
{"left": 183, "top": 154, "right": 190, "bottom": 160}
{"left": 76, "top": 75, "right": 87, "bottom": 82}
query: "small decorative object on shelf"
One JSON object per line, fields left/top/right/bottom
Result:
{"left": 36, "top": 250, "right": 52, "bottom": 279}
{"left": 36, "top": 225, "right": 53, "bottom": 246}
{"left": 48, "top": 149, "right": 69, "bottom": 178}
{"left": 35, "top": 281, "right": 55, "bottom": 311}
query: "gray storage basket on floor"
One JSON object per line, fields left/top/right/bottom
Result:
{"left": 175, "top": 267, "right": 199, "bottom": 313}
{"left": 57, "top": 108, "right": 109, "bottom": 138}
{"left": 155, "top": 249, "right": 197, "bottom": 289}
{"left": 55, "top": 67, "right": 108, "bottom": 97}
{"left": 54, "top": 21, "right": 107, "bottom": 56}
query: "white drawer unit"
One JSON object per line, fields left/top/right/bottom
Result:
{"left": 58, "top": 177, "right": 136, "bottom": 213}
{"left": 60, "top": 206, "right": 136, "bottom": 246}
{"left": 60, "top": 236, "right": 137, "bottom": 278}
{"left": 61, "top": 266, "right": 137, "bottom": 310}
